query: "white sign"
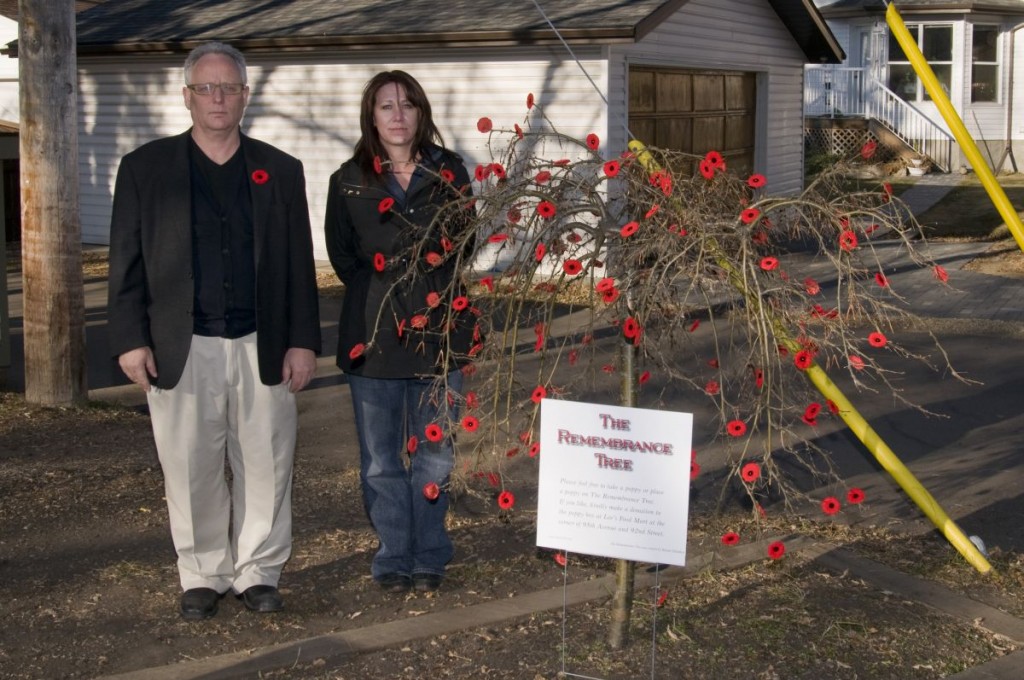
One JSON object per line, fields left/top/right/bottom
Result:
{"left": 536, "top": 399, "right": 692, "bottom": 566}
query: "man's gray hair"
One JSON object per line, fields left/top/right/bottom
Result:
{"left": 183, "top": 42, "right": 247, "bottom": 85}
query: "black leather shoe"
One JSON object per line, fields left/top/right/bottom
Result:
{"left": 240, "top": 585, "right": 284, "bottom": 613}
{"left": 412, "top": 573, "right": 443, "bottom": 593}
{"left": 180, "top": 587, "right": 220, "bottom": 621}
{"left": 378, "top": 573, "right": 412, "bottom": 593}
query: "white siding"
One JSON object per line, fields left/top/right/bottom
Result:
{"left": 613, "top": 0, "right": 810, "bottom": 195}
{"left": 0, "top": 16, "right": 17, "bottom": 125}
{"left": 77, "top": 49, "right": 609, "bottom": 255}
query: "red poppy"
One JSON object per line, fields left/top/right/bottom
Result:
{"left": 396, "top": 318, "right": 406, "bottom": 338}
{"left": 528, "top": 442, "right": 540, "bottom": 457}
{"left": 491, "top": 163, "right": 506, "bottom": 179}
{"left": 497, "top": 490, "right": 515, "bottom": 510}
{"left": 601, "top": 288, "right": 620, "bottom": 304}
{"left": 740, "top": 461, "right": 760, "bottom": 481}
{"left": 603, "top": 160, "right": 620, "bottom": 177}
{"left": 585, "top": 133, "right": 600, "bottom": 150}
{"left": 639, "top": 370, "right": 651, "bottom": 385}
{"left": 804, "top": 277, "right": 820, "bottom": 295}
{"left": 251, "top": 169, "right": 269, "bottom": 184}
{"left": 535, "top": 242, "right": 547, "bottom": 261}
{"left": 410, "top": 314, "right": 428, "bottom": 329}
{"left": 372, "top": 156, "right": 383, "bottom": 174}
{"left": 460, "top": 415, "right": 478, "bottom": 433}
{"left": 875, "top": 272, "right": 888, "bottom": 287}
{"left": 602, "top": 364, "right": 615, "bottom": 374}
{"left": 721, "top": 532, "right": 740, "bottom": 546}
{"left": 514, "top": 123, "right": 524, "bottom": 140}
{"left": 425, "top": 251, "right": 442, "bottom": 267}
{"left": 794, "top": 350, "right": 813, "bottom": 370}
{"left": 347, "top": 342, "right": 366, "bottom": 361}
{"left": 464, "top": 391, "right": 479, "bottom": 410}
{"left": 477, "top": 117, "right": 493, "bottom": 133}
{"left": 553, "top": 158, "right": 571, "bottom": 167}
{"left": 708, "top": 358, "right": 719, "bottom": 368}
{"left": 728, "top": 420, "right": 748, "bottom": 438}
{"left": 767, "top": 541, "right": 786, "bottom": 560}
{"left": 487, "top": 472, "right": 500, "bottom": 487}
{"left": 704, "top": 150, "right": 724, "bottom": 168}
{"left": 839, "top": 229, "right": 858, "bottom": 251}
{"left": 426, "top": 291, "right": 441, "bottom": 308}
{"left": 623, "top": 316, "right": 640, "bottom": 339}
{"left": 704, "top": 380, "right": 719, "bottom": 396}
{"left": 479, "top": 276, "right": 494, "bottom": 292}
{"left": 373, "top": 252, "right": 386, "bottom": 272}
{"left": 554, "top": 552, "right": 566, "bottom": 567}
{"left": 425, "top": 424, "right": 443, "bottom": 442}
{"left": 474, "top": 164, "right": 491, "bottom": 182}
{"left": 423, "top": 482, "right": 440, "bottom": 500}
{"left": 595, "top": 277, "right": 616, "bottom": 292}
{"left": 699, "top": 159, "right": 715, "bottom": 180}
{"left": 802, "top": 414, "right": 818, "bottom": 427}
{"left": 848, "top": 355, "right": 865, "bottom": 370}
{"left": 531, "top": 385, "right": 547, "bottom": 404}
{"left": 378, "top": 197, "right": 395, "bottom": 214}
{"left": 645, "top": 204, "right": 660, "bottom": 219}
{"left": 847, "top": 487, "right": 865, "bottom": 504}
{"left": 861, "top": 140, "right": 877, "bottom": 159}
{"left": 934, "top": 265, "right": 949, "bottom": 283}
{"left": 506, "top": 446, "right": 519, "bottom": 458}
{"left": 406, "top": 435, "right": 418, "bottom": 454}
{"left": 883, "top": 182, "right": 893, "bottom": 197}
{"left": 821, "top": 496, "right": 841, "bottom": 515}
{"left": 827, "top": 399, "right": 840, "bottom": 414}
{"left": 804, "top": 402, "right": 822, "bottom": 420}
{"left": 657, "top": 590, "right": 669, "bottom": 608}
{"left": 563, "top": 259, "right": 583, "bottom": 276}
{"left": 535, "top": 170, "right": 552, "bottom": 184}
{"left": 740, "top": 208, "right": 760, "bottom": 224}
{"left": 753, "top": 368, "right": 764, "bottom": 389}
{"left": 487, "top": 233, "right": 508, "bottom": 243}
{"left": 620, "top": 221, "right": 639, "bottom": 238}
{"left": 747, "top": 173, "right": 767, "bottom": 188}
{"left": 439, "top": 168, "right": 455, "bottom": 183}
{"left": 452, "top": 296, "right": 469, "bottom": 311}
{"left": 689, "top": 319, "right": 700, "bottom": 332}
{"left": 537, "top": 201, "right": 557, "bottom": 219}
{"left": 690, "top": 461, "right": 700, "bottom": 480}
{"left": 865, "top": 224, "right": 880, "bottom": 235}
{"left": 760, "top": 256, "right": 779, "bottom": 271}
{"left": 868, "top": 331, "right": 887, "bottom": 348}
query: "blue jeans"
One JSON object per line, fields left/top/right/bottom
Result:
{"left": 347, "top": 372, "right": 463, "bottom": 580}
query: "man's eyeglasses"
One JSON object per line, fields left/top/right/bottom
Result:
{"left": 186, "top": 83, "right": 246, "bottom": 96}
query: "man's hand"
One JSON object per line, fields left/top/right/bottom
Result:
{"left": 282, "top": 348, "right": 317, "bottom": 393}
{"left": 118, "top": 347, "right": 158, "bottom": 392}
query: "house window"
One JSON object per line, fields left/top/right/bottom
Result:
{"left": 887, "top": 23, "right": 953, "bottom": 102}
{"left": 971, "top": 25, "right": 999, "bottom": 103}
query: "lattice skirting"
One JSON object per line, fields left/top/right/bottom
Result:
{"left": 804, "top": 127, "right": 897, "bottom": 162}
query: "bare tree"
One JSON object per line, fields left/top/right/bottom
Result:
{"left": 18, "top": 0, "right": 85, "bottom": 405}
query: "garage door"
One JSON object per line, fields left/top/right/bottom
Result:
{"left": 629, "top": 66, "right": 756, "bottom": 176}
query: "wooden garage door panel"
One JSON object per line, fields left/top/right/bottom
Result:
{"left": 657, "top": 118, "right": 693, "bottom": 152}
{"left": 656, "top": 72, "right": 692, "bottom": 113}
{"left": 629, "top": 66, "right": 755, "bottom": 166}
{"left": 629, "top": 70, "right": 656, "bottom": 113}
{"left": 693, "top": 74, "right": 724, "bottom": 112}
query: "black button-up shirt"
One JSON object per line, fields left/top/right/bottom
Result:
{"left": 189, "top": 140, "right": 257, "bottom": 338}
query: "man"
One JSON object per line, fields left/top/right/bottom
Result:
{"left": 107, "top": 42, "right": 321, "bottom": 621}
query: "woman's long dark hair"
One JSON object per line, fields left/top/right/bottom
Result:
{"left": 352, "top": 70, "right": 446, "bottom": 182}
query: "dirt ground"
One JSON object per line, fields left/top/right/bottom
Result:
{"left": 4, "top": 387, "right": 1024, "bottom": 680}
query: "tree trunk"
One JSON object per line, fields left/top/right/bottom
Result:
{"left": 607, "top": 339, "right": 637, "bottom": 649}
{"left": 19, "top": 0, "right": 86, "bottom": 405}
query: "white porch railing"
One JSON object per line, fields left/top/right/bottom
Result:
{"left": 805, "top": 65, "right": 954, "bottom": 172}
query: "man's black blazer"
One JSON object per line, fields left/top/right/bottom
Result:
{"left": 107, "top": 130, "right": 321, "bottom": 389}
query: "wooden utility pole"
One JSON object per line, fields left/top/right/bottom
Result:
{"left": 18, "top": 0, "right": 86, "bottom": 405}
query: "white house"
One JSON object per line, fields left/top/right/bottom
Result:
{"left": 6, "top": 0, "right": 841, "bottom": 257}
{"left": 806, "top": 0, "right": 1024, "bottom": 173}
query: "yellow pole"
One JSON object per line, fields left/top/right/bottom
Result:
{"left": 628, "top": 139, "right": 992, "bottom": 574}
{"left": 887, "top": 2, "right": 1024, "bottom": 254}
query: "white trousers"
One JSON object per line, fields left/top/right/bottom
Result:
{"left": 147, "top": 333, "right": 296, "bottom": 594}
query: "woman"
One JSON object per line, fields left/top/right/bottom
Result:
{"left": 325, "top": 71, "right": 476, "bottom": 594}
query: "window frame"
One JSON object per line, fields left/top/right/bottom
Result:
{"left": 970, "top": 23, "right": 1001, "bottom": 104}
{"left": 886, "top": 22, "right": 954, "bottom": 103}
